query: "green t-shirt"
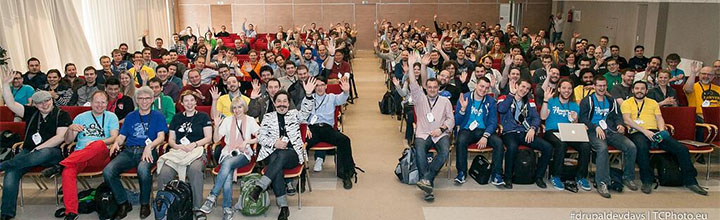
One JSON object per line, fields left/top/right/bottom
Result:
{"left": 603, "top": 71, "right": 622, "bottom": 91}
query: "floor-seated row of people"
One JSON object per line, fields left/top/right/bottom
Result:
{"left": 0, "top": 69, "right": 357, "bottom": 220}
{"left": 398, "top": 51, "right": 709, "bottom": 202}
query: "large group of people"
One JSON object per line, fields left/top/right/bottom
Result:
{"left": 0, "top": 22, "right": 358, "bottom": 220}
{"left": 375, "top": 15, "right": 719, "bottom": 201}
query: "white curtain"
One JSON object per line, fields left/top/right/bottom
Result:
{"left": 0, "top": 0, "right": 171, "bottom": 73}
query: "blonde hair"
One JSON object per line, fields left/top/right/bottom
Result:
{"left": 230, "top": 97, "right": 248, "bottom": 114}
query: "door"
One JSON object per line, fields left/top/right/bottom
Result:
{"left": 635, "top": 4, "right": 648, "bottom": 46}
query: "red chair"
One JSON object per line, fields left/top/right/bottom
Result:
{"left": 261, "top": 161, "right": 309, "bottom": 210}
{"left": 60, "top": 106, "right": 92, "bottom": 119}
{"left": 196, "top": 106, "right": 213, "bottom": 118}
{"left": 0, "top": 122, "right": 26, "bottom": 140}
{"left": 701, "top": 107, "right": 719, "bottom": 144}
{"left": 327, "top": 84, "right": 342, "bottom": 95}
{"left": 210, "top": 143, "right": 257, "bottom": 183}
{"left": 301, "top": 107, "right": 342, "bottom": 173}
{"left": 152, "top": 58, "right": 163, "bottom": 64}
{"left": 0, "top": 106, "right": 16, "bottom": 122}
{"left": 660, "top": 107, "right": 714, "bottom": 180}
{"left": 671, "top": 84, "right": 688, "bottom": 106}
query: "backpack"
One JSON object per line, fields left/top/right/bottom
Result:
{"left": 651, "top": 154, "right": 682, "bottom": 186}
{"left": 0, "top": 130, "right": 20, "bottom": 149}
{"left": 235, "top": 173, "right": 270, "bottom": 216}
{"left": 513, "top": 149, "right": 536, "bottom": 184}
{"left": 54, "top": 188, "right": 98, "bottom": 218}
{"left": 394, "top": 147, "right": 419, "bottom": 184}
{"left": 608, "top": 168, "right": 624, "bottom": 192}
{"left": 378, "top": 91, "right": 395, "bottom": 115}
{"left": 94, "top": 182, "right": 117, "bottom": 220}
{"left": 468, "top": 155, "right": 492, "bottom": 185}
{"left": 153, "top": 180, "right": 194, "bottom": 220}
{"left": 549, "top": 158, "right": 578, "bottom": 182}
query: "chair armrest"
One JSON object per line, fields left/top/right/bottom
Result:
{"left": 696, "top": 123, "right": 718, "bottom": 143}
{"left": 665, "top": 124, "right": 674, "bottom": 136}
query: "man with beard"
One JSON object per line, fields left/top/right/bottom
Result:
{"left": 178, "top": 69, "right": 213, "bottom": 107}
{"left": 61, "top": 63, "right": 85, "bottom": 92}
{"left": 471, "top": 57, "right": 502, "bottom": 93}
{"left": 455, "top": 49, "right": 474, "bottom": 75}
{"left": 436, "top": 70, "right": 461, "bottom": 105}
{"left": 248, "top": 78, "right": 292, "bottom": 122}
{"left": 213, "top": 64, "right": 233, "bottom": 95}
{"left": 291, "top": 47, "right": 320, "bottom": 77}
{"left": 610, "top": 70, "right": 636, "bottom": 106}
{"left": 622, "top": 81, "right": 707, "bottom": 195}
{"left": 684, "top": 65, "right": 720, "bottom": 142}
{"left": 634, "top": 56, "right": 662, "bottom": 88}
{"left": 23, "top": 57, "right": 47, "bottom": 89}
{"left": 573, "top": 69, "right": 595, "bottom": 102}
{"left": 569, "top": 58, "right": 592, "bottom": 86}
{"left": 374, "top": 40, "right": 401, "bottom": 65}
{"left": 76, "top": 67, "right": 104, "bottom": 106}
{"left": 8, "top": 71, "right": 34, "bottom": 106}
{"left": 503, "top": 54, "right": 531, "bottom": 83}
{"left": 288, "top": 65, "right": 311, "bottom": 109}
{"left": 535, "top": 66, "right": 560, "bottom": 104}
{"left": 249, "top": 86, "right": 314, "bottom": 220}
{"left": 531, "top": 55, "right": 554, "bottom": 84}
{"left": 602, "top": 58, "right": 622, "bottom": 91}
{"left": 216, "top": 76, "right": 251, "bottom": 118}
{"left": 580, "top": 77, "right": 638, "bottom": 198}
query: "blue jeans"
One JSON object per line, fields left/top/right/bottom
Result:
{"left": 501, "top": 132, "right": 552, "bottom": 181}
{"left": 631, "top": 132, "right": 698, "bottom": 185}
{"left": 455, "top": 128, "right": 504, "bottom": 175}
{"left": 0, "top": 147, "right": 63, "bottom": 217}
{"left": 102, "top": 146, "right": 157, "bottom": 205}
{"left": 209, "top": 155, "right": 250, "bottom": 208}
{"left": 543, "top": 131, "right": 591, "bottom": 179}
{"left": 414, "top": 136, "right": 450, "bottom": 184}
{"left": 588, "top": 130, "right": 637, "bottom": 184}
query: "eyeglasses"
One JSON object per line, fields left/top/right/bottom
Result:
{"left": 137, "top": 97, "right": 153, "bottom": 101}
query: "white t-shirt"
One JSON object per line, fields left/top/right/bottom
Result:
{"left": 218, "top": 115, "right": 260, "bottom": 160}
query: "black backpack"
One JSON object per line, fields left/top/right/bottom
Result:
{"left": 153, "top": 180, "right": 193, "bottom": 220}
{"left": 468, "top": 155, "right": 492, "bottom": 184}
{"left": 378, "top": 91, "right": 395, "bottom": 115}
{"left": 651, "top": 154, "right": 682, "bottom": 186}
{"left": 513, "top": 149, "right": 536, "bottom": 184}
{"left": 94, "top": 182, "right": 117, "bottom": 220}
{"left": 548, "top": 159, "right": 578, "bottom": 182}
{"left": 0, "top": 130, "right": 20, "bottom": 149}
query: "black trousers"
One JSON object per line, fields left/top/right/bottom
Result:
{"left": 308, "top": 124, "right": 356, "bottom": 179}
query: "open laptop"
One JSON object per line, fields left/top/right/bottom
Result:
{"left": 553, "top": 123, "right": 590, "bottom": 142}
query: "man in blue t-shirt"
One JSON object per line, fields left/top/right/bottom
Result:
{"left": 41, "top": 91, "right": 120, "bottom": 219}
{"left": 453, "top": 77, "right": 503, "bottom": 185}
{"left": 579, "top": 76, "right": 637, "bottom": 198}
{"left": 103, "top": 86, "right": 168, "bottom": 219}
{"left": 10, "top": 71, "right": 34, "bottom": 105}
{"left": 539, "top": 79, "right": 591, "bottom": 192}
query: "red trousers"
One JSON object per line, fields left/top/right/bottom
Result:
{"left": 60, "top": 140, "right": 110, "bottom": 215}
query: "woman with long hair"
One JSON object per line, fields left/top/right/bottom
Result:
{"left": 119, "top": 71, "right": 135, "bottom": 97}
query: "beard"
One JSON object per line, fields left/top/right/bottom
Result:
{"left": 634, "top": 92, "right": 645, "bottom": 100}
{"left": 584, "top": 81, "right": 593, "bottom": 86}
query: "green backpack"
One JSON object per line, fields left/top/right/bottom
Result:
{"left": 235, "top": 173, "right": 270, "bottom": 216}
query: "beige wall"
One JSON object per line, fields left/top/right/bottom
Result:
{"left": 175, "top": 0, "right": 552, "bottom": 50}
{"left": 553, "top": 1, "right": 719, "bottom": 65}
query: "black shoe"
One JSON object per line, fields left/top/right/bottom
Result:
{"left": 535, "top": 178, "right": 547, "bottom": 189}
{"left": 140, "top": 204, "right": 151, "bottom": 219}
{"left": 641, "top": 183, "right": 652, "bottom": 194}
{"left": 423, "top": 192, "right": 435, "bottom": 202}
{"left": 115, "top": 202, "right": 132, "bottom": 219}
{"left": 42, "top": 164, "right": 64, "bottom": 178}
{"left": 286, "top": 182, "right": 297, "bottom": 196}
{"left": 504, "top": 182, "right": 513, "bottom": 189}
{"left": 249, "top": 186, "right": 263, "bottom": 202}
{"left": 64, "top": 213, "right": 78, "bottom": 220}
{"left": 343, "top": 178, "right": 353, "bottom": 189}
{"left": 687, "top": 185, "right": 708, "bottom": 196}
{"left": 1, "top": 215, "right": 13, "bottom": 220}
{"left": 697, "top": 155, "right": 706, "bottom": 164}
{"left": 278, "top": 207, "right": 290, "bottom": 220}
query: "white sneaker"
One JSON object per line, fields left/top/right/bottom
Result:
{"left": 313, "top": 158, "right": 324, "bottom": 172}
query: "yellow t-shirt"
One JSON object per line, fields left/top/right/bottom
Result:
{"left": 128, "top": 66, "right": 156, "bottom": 85}
{"left": 573, "top": 85, "right": 594, "bottom": 103}
{"left": 217, "top": 93, "right": 251, "bottom": 118}
{"left": 621, "top": 97, "right": 662, "bottom": 131}
{"left": 686, "top": 82, "right": 720, "bottom": 115}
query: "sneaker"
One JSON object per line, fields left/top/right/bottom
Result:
{"left": 423, "top": 192, "right": 435, "bottom": 202}
{"left": 416, "top": 179, "right": 433, "bottom": 194}
{"left": 199, "top": 195, "right": 217, "bottom": 214}
{"left": 597, "top": 182, "right": 611, "bottom": 198}
{"left": 550, "top": 176, "right": 564, "bottom": 190}
{"left": 278, "top": 207, "right": 290, "bottom": 220}
{"left": 623, "top": 179, "right": 638, "bottom": 191}
{"left": 313, "top": 158, "right": 324, "bottom": 172}
{"left": 453, "top": 172, "right": 466, "bottom": 184}
{"left": 63, "top": 213, "right": 78, "bottom": 220}
{"left": 42, "top": 164, "right": 64, "bottom": 178}
{"left": 342, "top": 178, "right": 353, "bottom": 189}
{"left": 536, "top": 178, "right": 547, "bottom": 189}
{"left": 194, "top": 211, "right": 207, "bottom": 220}
{"left": 222, "top": 207, "right": 234, "bottom": 220}
{"left": 286, "top": 181, "right": 297, "bottom": 196}
{"left": 686, "top": 185, "right": 708, "bottom": 196}
{"left": 577, "top": 178, "right": 591, "bottom": 191}
{"left": 491, "top": 174, "right": 505, "bottom": 186}
{"left": 504, "top": 182, "right": 513, "bottom": 189}
{"left": 641, "top": 183, "right": 652, "bottom": 194}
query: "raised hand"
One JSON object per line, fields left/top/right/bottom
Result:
{"left": 420, "top": 53, "right": 431, "bottom": 65}
{"left": 459, "top": 94, "right": 469, "bottom": 110}
{"left": 303, "top": 77, "right": 317, "bottom": 95}
{"left": 392, "top": 77, "right": 400, "bottom": 87}
{"left": 140, "top": 69, "right": 150, "bottom": 83}
{"left": 543, "top": 87, "right": 554, "bottom": 102}
{"left": 243, "top": 61, "right": 252, "bottom": 72}
{"left": 573, "top": 32, "right": 580, "bottom": 38}
{"left": 1, "top": 69, "right": 13, "bottom": 84}
{"left": 459, "top": 71, "right": 468, "bottom": 84}
{"left": 340, "top": 76, "right": 350, "bottom": 92}
{"left": 690, "top": 60, "right": 701, "bottom": 75}
{"left": 143, "top": 29, "right": 149, "bottom": 37}
{"left": 209, "top": 86, "right": 220, "bottom": 100}
{"left": 250, "top": 79, "right": 261, "bottom": 99}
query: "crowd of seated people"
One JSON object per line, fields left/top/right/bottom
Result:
{"left": 374, "top": 15, "right": 719, "bottom": 201}
{"left": 0, "top": 22, "right": 358, "bottom": 220}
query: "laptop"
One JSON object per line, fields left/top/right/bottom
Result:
{"left": 553, "top": 123, "right": 590, "bottom": 142}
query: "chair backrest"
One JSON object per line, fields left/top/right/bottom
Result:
{"left": 196, "top": 106, "right": 213, "bottom": 118}
{"left": 0, "top": 106, "right": 15, "bottom": 122}
{"left": 659, "top": 107, "right": 696, "bottom": 140}
{"left": 670, "top": 84, "right": 688, "bottom": 106}
{"left": 0, "top": 122, "right": 26, "bottom": 139}
{"left": 327, "top": 84, "right": 342, "bottom": 95}
{"left": 60, "top": 106, "right": 92, "bottom": 119}
{"left": 702, "top": 107, "right": 720, "bottom": 141}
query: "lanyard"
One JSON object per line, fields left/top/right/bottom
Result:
{"left": 314, "top": 95, "right": 328, "bottom": 111}
{"left": 634, "top": 98, "right": 645, "bottom": 119}
{"left": 471, "top": 93, "right": 486, "bottom": 114}
{"left": 699, "top": 83, "right": 711, "bottom": 93}
{"left": 592, "top": 95, "right": 608, "bottom": 116}
{"left": 235, "top": 117, "right": 245, "bottom": 140}
{"left": 92, "top": 112, "right": 106, "bottom": 136}
{"left": 427, "top": 96, "right": 439, "bottom": 111}
{"left": 182, "top": 111, "right": 198, "bottom": 139}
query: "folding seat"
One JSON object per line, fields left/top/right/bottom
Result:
{"left": 660, "top": 107, "right": 714, "bottom": 180}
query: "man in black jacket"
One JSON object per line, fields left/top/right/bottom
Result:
{"left": 578, "top": 76, "right": 637, "bottom": 198}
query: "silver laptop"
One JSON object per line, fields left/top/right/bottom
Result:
{"left": 553, "top": 123, "right": 589, "bottom": 142}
